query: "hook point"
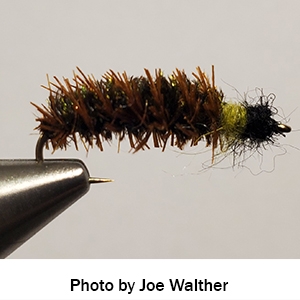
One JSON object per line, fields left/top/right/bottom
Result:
{"left": 89, "top": 177, "right": 114, "bottom": 184}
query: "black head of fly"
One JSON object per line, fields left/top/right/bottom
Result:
{"left": 240, "top": 94, "right": 291, "bottom": 147}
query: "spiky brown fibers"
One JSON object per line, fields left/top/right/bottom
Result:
{"left": 32, "top": 67, "right": 223, "bottom": 157}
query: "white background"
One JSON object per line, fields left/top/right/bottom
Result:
{"left": 1, "top": 260, "right": 300, "bottom": 299}
{"left": 1, "top": 0, "right": 300, "bottom": 258}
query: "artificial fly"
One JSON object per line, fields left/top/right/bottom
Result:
{"left": 31, "top": 66, "right": 291, "bottom": 162}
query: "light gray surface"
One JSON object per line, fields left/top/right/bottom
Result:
{"left": 1, "top": 0, "right": 299, "bottom": 258}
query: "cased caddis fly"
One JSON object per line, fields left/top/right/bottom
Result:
{"left": 31, "top": 66, "right": 291, "bottom": 162}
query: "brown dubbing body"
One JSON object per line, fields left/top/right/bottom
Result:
{"left": 32, "top": 67, "right": 223, "bottom": 156}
